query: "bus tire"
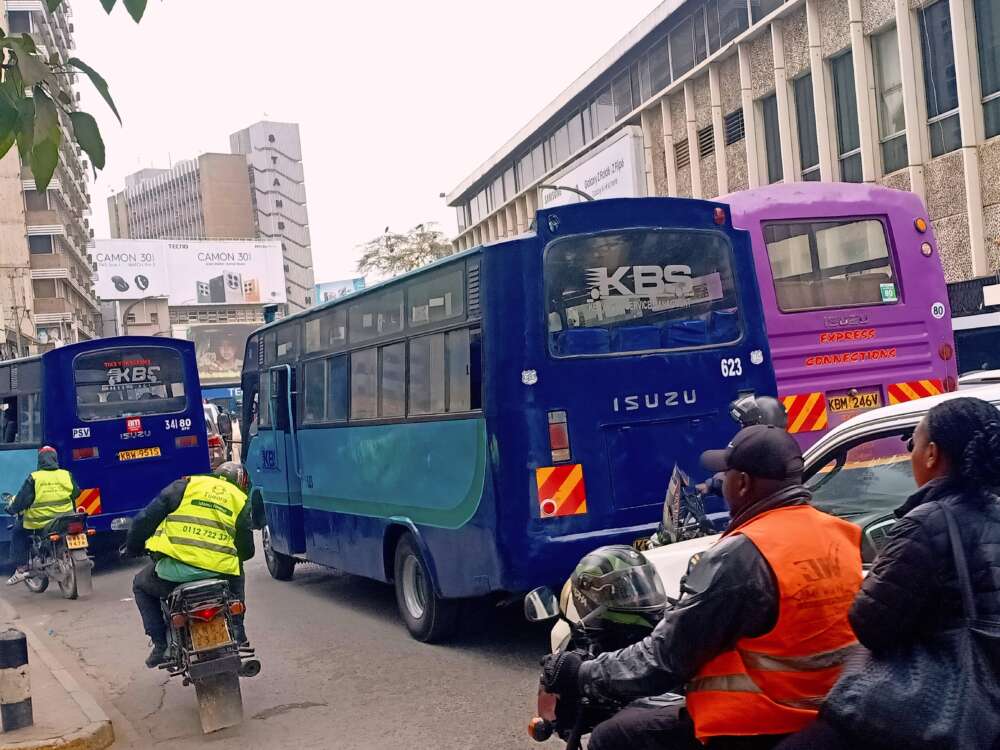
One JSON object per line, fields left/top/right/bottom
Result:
{"left": 262, "top": 525, "right": 295, "bottom": 581}
{"left": 393, "top": 534, "right": 458, "bottom": 643}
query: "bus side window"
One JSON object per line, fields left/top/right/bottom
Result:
{"left": 18, "top": 394, "right": 40, "bottom": 444}
{"left": 259, "top": 374, "right": 271, "bottom": 428}
{"left": 1, "top": 396, "right": 17, "bottom": 443}
{"left": 446, "top": 328, "right": 482, "bottom": 412}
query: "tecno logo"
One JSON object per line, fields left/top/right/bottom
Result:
{"left": 586, "top": 265, "right": 693, "bottom": 300}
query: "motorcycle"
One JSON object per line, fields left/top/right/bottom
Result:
{"left": 159, "top": 577, "right": 261, "bottom": 733}
{"left": 525, "top": 586, "right": 685, "bottom": 750}
{"left": 3, "top": 492, "right": 95, "bottom": 599}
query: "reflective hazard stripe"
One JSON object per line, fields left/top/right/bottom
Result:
{"left": 739, "top": 644, "right": 858, "bottom": 672}
{"left": 888, "top": 379, "right": 943, "bottom": 405}
{"left": 781, "top": 393, "right": 828, "bottom": 434}
{"left": 166, "top": 514, "right": 236, "bottom": 535}
{"left": 165, "top": 536, "right": 237, "bottom": 556}
{"left": 688, "top": 674, "right": 762, "bottom": 694}
{"left": 29, "top": 499, "right": 73, "bottom": 509}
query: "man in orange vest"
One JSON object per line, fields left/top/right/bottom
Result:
{"left": 540, "top": 425, "right": 863, "bottom": 750}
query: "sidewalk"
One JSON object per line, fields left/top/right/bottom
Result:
{"left": 0, "top": 600, "right": 113, "bottom": 750}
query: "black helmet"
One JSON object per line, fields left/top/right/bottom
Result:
{"left": 729, "top": 394, "right": 787, "bottom": 429}
{"left": 570, "top": 545, "right": 667, "bottom": 626}
{"left": 214, "top": 461, "right": 248, "bottom": 493}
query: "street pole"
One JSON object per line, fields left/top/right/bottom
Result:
{"left": 119, "top": 296, "right": 162, "bottom": 336}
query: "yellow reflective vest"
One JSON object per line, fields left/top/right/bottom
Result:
{"left": 23, "top": 470, "right": 76, "bottom": 530}
{"left": 145, "top": 475, "right": 246, "bottom": 576}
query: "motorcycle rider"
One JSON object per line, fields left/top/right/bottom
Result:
{"left": 6, "top": 446, "right": 81, "bottom": 585}
{"left": 125, "top": 462, "right": 254, "bottom": 668}
{"left": 541, "top": 425, "right": 863, "bottom": 750}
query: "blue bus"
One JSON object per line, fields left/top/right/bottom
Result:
{"left": 0, "top": 336, "right": 210, "bottom": 560}
{"left": 241, "top": 198, "right": 777, "bottom": 641}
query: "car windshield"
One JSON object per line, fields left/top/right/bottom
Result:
{"left": 806, "top": 432, "right": 915, "bottom": 519}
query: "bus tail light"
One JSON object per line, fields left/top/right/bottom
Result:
{"left": 175, "top": 435, "right": 199, "bottom": 449}
{"left": 72, "top": 447, "right": 99, "bottom": 461}
{"left": 921, "top": 242, "right": 933, "bottom": 257}
{"left": 914, "top": 217, "right": 928, "bottom": 233}
{"left": 548, "top": 411, "right": 571, "bottom": 463}
{"left": 713, "top": 207, "right": 726, "bottom": 225}
{"left": 939, "top": 343, "right": 954, "bottom": 361}
{"left": 944, "top": 376, "right": 958, "bottom": 393}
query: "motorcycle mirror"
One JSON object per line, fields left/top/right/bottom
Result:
{"left": 1, "top": 493, "right": 12, "bottom": 503}
{"left": 524, "top": 587, "right": 560, "bottom": 622}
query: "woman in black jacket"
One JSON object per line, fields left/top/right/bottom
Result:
{"left": 778, "top": 395, "right": 1000, "bottom": 749}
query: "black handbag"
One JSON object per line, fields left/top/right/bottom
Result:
{"left": 823, "top": 505, "right": 1000, "bottom": 750}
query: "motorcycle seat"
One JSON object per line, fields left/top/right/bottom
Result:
{"left": 41, "top": 512, "right": 87, "bottom": 535}
{"left": 174, "top": 579, "right": 226, "bottom": 594}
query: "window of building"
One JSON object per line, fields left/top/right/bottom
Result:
{"left": 693, "top": 6, "right": 708, "bottom": 63}
{"left": 379, "top": 342, "right": 405, "bottom": 418}
{"left": 567, "top": 113, "right": 584, "bottom": 154}
{"left": 275, "top": 199, "right": 283, "bottom": 208}
{"left": 593, "top": 86, "right": 615, "bottom": 134}
{"left": 273, "top": 178, "right": 280, "bottom": 187}
{"left": 582, "top": 107, "right": 593, "bottom": 144}
{"left": 763, "top": 219, "right": 898, "bottom": 312}
{"left": 531, "top": 143, "right": 545, "bottom": 179}
{"left": 873, "top": 27, "right": 908, "bottom": 173}
{"left": 831, "top": 52, "right": 863, "bottom": 182}
{"left": 719, "top": 0, "right": 750, "bottom": 44}
{"left": 671, "top": 15, "right": 695, "bottom": 79}
{"left": 751, "top": 0, "right": 784, "bottom": 23}
{"left": 24, "top": 189, "right": 49, "bottom": 211}
{"left": 302, "top": 359, "right": 326, "bottom": 423}
{"left": 350, "top": 348, "right": 377, "bottom": 420}
{"left": 762, "top": 94, "right": 783, "bottom": 184}
{"left": 268, "top": 134, "right": 276, "bottom": 143}
{"left": 698, "top": 125, "right": 715, "bottom": 158}
{"left": 327, "top": 355, "right": 349, "bottom": 422}
{"left": 28, "top": 235, "right": 53, "bottom": 254}
{"left": 794, "top": 74, "right": 821, "bottom": 181}
{"left": 612, "top": 70, "right": 633, "bottom": 120}
{"left": 724, "top": 109, "right": 745, "bottom": 145}
{"left": 975, "top": 0, "right": 1000, "bottom": 139}
{"left": 919, "top": 0, "right": 962, "bottom": 156}
{"left": 32, "top": 279, "right": 56, "bottom": 298}
{"left": 277, "top": 221, "right": 285, "bottom": 230}
{"left": 503, "top": 167, "right": 517, "bottom": 200}
{"left": 7, "top": 11, "right": 31, "bottom": 33}
{"left": 149, "top": 312, "right": 159, "bottom": 324}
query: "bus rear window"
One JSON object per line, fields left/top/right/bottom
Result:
{"left": 763, "top": 219, "right": 898, "bottom": 312}
{"left": 545, "top": 229, "right": 742, "bottom": 356}
{"left": 74, "top": 348, "right": 188, "bottom": 422}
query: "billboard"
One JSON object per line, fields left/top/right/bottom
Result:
{"left": 94, "top": 239, "right": 286, "bottom": 306}
{"left": 314, "top": 277, "right": 365, "bottom": 304}
{"left": 172, "top": 322, "right": 256, "bottom": 386}
{"left": 539, "top": 125, "right": 647, "bottom": 209}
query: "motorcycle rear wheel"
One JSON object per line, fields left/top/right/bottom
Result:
{"left": 56, "top": 552, "right": 78, "bottom": 600}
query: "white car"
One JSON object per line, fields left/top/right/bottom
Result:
{"left": 959, "top": 370, "right": 1000, "bottom": 388}
{"left": 550, "top": 383, "right": 1000, "bottom": 650}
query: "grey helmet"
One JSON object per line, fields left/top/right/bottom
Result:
{"left": 214, "top": 461, "right": 248, "bottom": 493}
{"left": 729, "top": 394, "right": 787, "bottom": 429}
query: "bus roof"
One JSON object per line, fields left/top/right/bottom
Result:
{"left": 721, "top": 182, "right": 927, "bottom": 222}
{"left": 0, "top": 336, "right": 195, "bottom": 369}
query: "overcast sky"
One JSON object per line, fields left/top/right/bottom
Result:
{"left": 74, "top": 0, "right": 659, "bottom": 283}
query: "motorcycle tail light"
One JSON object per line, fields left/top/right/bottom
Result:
{"left": 86, "top": 529, "right": 96, "bottom": 536}
{"left": 48, "top": 534, "right": 60, "bottom": 542}
{"left": 170, "top": 613, "right": 188, "bottom": 628}
{"left": 190, "top": 606, "right": 222, "bottom": 621}
{"left": 228, "top": 601, "right": 245, "bottom": 616}
{"left": 66, "top": 522, "right": 85, "bottom": 535}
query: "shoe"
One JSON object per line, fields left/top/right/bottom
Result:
{"left": 6, "top": 568, "right": 28, "bottom": 586}
{"left": 145, "top": 643, "right": 168, "bottom": 668}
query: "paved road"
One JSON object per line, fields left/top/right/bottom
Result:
{"left": 3, "top": 545, "right": 558, "bottom": 749}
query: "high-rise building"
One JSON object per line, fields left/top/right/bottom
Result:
{"left": 107, "top": 153, "right": 256, "bottom": 241}
{"left": 0, "top": 0, "right": 99, "bottom": 356}
{"left": 230, "top": 121, "right": 315, "bottom": 312}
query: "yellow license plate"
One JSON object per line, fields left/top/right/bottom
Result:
{"left": 117, "top": 447, "right": 161, "bottom": 462}
{"left": 65, "top": 533, "right": 88, "bottom": 550}
{"left": 190, "top": 617, "right": 232, "bottom": 651}
{"left": 828, "top": 390, "right": 882, "bottom": 413}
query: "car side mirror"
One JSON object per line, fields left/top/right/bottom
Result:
{"left": 524, "top": 586, "right": 560, "bottom": 622}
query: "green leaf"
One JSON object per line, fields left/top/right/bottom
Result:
{"left": 66, "top": 57, "right": 120, "bottom": 123}
{"left": 13, "top": 41, "right": 50, "bottom": 86}
{"left": 45, "top": 0, "right": 63, "bottom": 11}
{"left": 15, "top": 97, "right": 34, "bottom": 162}
{"left": 69, "top": 111, "right": 104, "bottom": 172}
{"left": 0, "top": 99, "right": 18, "bottom": 160}
{"left": 122, "top": 0, "right": 147, "bottom": 22}
{"left": 32, "top": 86, "right": 58, "bottom": 146}
{"left": 30, "top": 137, "right": 58, "bottom": 191}
{"left": 11, "top": 34, "right": 36, "bottom": 54}
{"left": 100, "top": 0, "right": 117, "bottom": 12}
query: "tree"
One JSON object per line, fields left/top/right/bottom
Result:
{"left": 356, "top": 223, "right": 455, "bottom": 277}
{"left": 0, "top": 0, "right": 148, "bottom": 191}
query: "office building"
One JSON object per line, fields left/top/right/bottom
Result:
{"left": 0, "top": 0, "right": 99, "bottom": 355}
{"left": 230, "top": 121, "right": 316, "bottom": 312}
{"left": 448, "top": 0, "right": 1000, "bottom": 296}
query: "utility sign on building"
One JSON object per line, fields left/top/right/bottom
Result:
{"left": 539, "top": 126, "right": 647, "bottom": 209}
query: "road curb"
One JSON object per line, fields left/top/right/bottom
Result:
{"left": 0, "top": 598, "right": 114, "bottom": 750}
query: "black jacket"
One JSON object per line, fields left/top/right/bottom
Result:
{"left": 9, "top": 450, "right": 81, "bottom": 515}
{"left": 849, "top": 478, "right": 1000, "bottom": 653}
{"left": 125, "top": 477, "right": 255, "bottom": 563}
{"left": 577, "top": 485, "right": 814, "bottom": 701}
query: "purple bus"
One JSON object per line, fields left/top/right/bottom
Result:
{"left": 726, "top": 182, "right": 957, "bottom": 449}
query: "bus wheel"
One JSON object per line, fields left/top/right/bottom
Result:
{"left": 393, "top": 534, "right": 458, "bottom": 643}
{"left": 262, "top": 526, "right": 295, "bottom": 581}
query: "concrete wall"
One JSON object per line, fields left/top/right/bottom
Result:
{"left": 198, "top": 154, "right": 256, "bottom": 239}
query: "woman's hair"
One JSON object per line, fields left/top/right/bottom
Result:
{"left": 926, "top": 396, "right": 1000, "bottom": 494}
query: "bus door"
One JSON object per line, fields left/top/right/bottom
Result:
{"left": 262, "top": 364, "right": 305, "bottom": 555}
{"left": 528, "top": 198, "right": 777, "bottom": 544}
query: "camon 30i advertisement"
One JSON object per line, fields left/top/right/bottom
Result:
{"left": 93, "top": 239, "right": 287, "bottom": 306}
{"left": 171, "top": 323, "right": 257, "bottom": 386}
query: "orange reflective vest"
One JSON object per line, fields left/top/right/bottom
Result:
{"left": 686, "top": 505, "right": 862, "bottom": 741}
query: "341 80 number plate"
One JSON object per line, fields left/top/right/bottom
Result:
{"left": 828, "top": 390, "right": 882, "bottom": 412}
